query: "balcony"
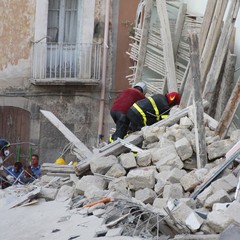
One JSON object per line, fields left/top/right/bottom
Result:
{"left": 31, "top": 42, "right": 103, "bottom": 85}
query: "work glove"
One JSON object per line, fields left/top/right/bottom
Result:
{"left": 6, "top": 175, "right": 15, "bottom": 183}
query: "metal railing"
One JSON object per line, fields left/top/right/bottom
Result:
{"left": 32, "top": 42, "right": 103, "bottom": 81}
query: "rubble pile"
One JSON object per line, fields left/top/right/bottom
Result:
{"left": 85, "top": 111, "right": 240, "bottom": 238}
{"left": 1, "top": 112, "right": 239, "bottom": 239}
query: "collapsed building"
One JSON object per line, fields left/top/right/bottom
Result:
{"left": 0, "top": 0, "right": 240, "bottom": 239}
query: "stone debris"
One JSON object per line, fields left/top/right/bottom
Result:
{"left": 1, "top": 114, "right": 239, "bottom": 239}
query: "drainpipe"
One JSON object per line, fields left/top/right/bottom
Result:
{"left": 97, "top": 0, "right": 110, "bottom": 145}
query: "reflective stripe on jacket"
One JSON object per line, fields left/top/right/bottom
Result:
{"left": 131, "top": 94, "right": 170, "bottom": 126}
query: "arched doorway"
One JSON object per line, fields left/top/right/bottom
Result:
{"left": 0, "top": 106, "right": 31, "bottom": 167}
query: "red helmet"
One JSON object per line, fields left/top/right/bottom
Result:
{"left": 166, "top": 92, "right": 181, "bottom": 106}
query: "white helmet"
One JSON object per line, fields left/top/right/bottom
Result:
{"left": 134, "top": 82, "right": 147, "bottom": 94}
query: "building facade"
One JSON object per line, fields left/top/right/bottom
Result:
{"left": 0, "top": 0, "right": 138, "bottom": 165}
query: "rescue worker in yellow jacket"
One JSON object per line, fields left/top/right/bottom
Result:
{"left": 127, "top": 92, "right": 181, "bottom": 132}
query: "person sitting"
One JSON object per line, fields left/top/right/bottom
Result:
{"left": 109, "top": 82, "right": 147, "bottom": 142}
{"left": 21, "top": 165, "right": 37, "bottom": 184}
{"left": 5, "top": 161, "right": 24, "bottom": 184}
{"left": 31, "top": 154, "right": 41, "bottom": 178}
{"left": 127, "top": 92, "right": 181, "bottom": 131}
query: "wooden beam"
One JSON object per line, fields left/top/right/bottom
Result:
{"left": 133, "top": 0, "right": 153, "bottom": 85}
{"left": 200, "top": 0, "right": 228, "bottom": 88}
{"left": 203, "top": 0, "right": 240, "bottom": 108}
{"left": 214, "top": 52, "right": 237, "bottom": 121}
{"left": 156, "top": 0, "right": 178, "bottom": 92}
{"left": 40, "top": 110, "right": 93, "bottom": 161}
{"left": 173, "top": 3, "right": 187, "bottom": 58}
{"left": 189, "top": 31, "right": 207, "bottom": 168}
{"left": 199, "top": 0, "right": 218, "bottom": 53}
{"left": 215, "top": 78, "right": 240, "bottom": 139}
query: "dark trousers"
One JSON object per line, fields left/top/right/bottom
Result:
{"left": 127, "top": 108, "right": 144, "bottom": 132}
{"left": 110, "top": 110, "right": 130, "bottom": 141}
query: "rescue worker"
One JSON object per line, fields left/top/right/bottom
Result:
{"left": 127, "top": 92, "right": 181, "bottom": 131}
{"left": 0, "top": 138, "right": 12, "bottom": 188}
{"left": 109, "top": 82, "right": 147, "bottom": 142}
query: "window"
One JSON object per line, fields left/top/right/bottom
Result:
{"left": 47, "top": 0, "right": 78, "bottom": 43}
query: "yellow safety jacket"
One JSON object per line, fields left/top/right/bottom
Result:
{"left": 131, "top": 94, "right": 170, "bottom": 126}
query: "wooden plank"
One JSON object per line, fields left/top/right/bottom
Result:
{"left": 133, "top": 0, "right": 153, "bottom": 84}
{"left": 199, "top": 0, "right": 218, "bottom": 53}
{"left": 215, "top": 78, "right": 240, "bottom": 139}
{"left": 200, "top": 0, "right": 228, "bottom": 88}
{"left": 203, "top": 0, "right": 240, "bottom": 106}
{"left": 173, "top": 3, "right": 187, "bottom": 58}
{"left": 179, "top": 65, "right": 192, "bottom": 109}
{"left": 214, "top": 52, "right": 237, "bottom": 121}
{"left": 40, "top": 110, "right": 93, "bottom": 161}
{"left": 189, "top": 32, "right": 207, "bottom": 168}
{"left": 156, "top": 0, "right": 178, "bottom": 92}
{"left": 7, "top": 187, "right": 41, "bottom": 209}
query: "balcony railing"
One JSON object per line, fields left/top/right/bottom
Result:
{"left": 31, "top": 42, "right": 103, "bottom": 84}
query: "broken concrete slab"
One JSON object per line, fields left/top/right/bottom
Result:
{"left": 75, "top": 175, "right": 107, "bottom": 195}
{"left": 135, "top": 187, "right": 157, "bottom": 204}
{"left": 119, "top": 152, "right": 137, "bottom": 169}
{"left": 171, "top": 201, "right": 204, "bottom": 232}
{"left": 90, "top": 155, "right": 118, "bottom": 175}
{"left": 207, "top": 139, "right": 235, "bottom": 160}
{"left": 126, "top": 167, "right": 155, "bottom": 191}
{"left": 204, "top": 189, "right": 232, "bottom": 208}
{"left": 180, "top": 171, "right": 201, "bottom": 192}
{"left": 175, "top": 137, "right": 193, "bottom": 161}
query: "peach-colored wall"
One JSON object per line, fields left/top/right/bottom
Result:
{"left": 114, "top": 0, "right": 139, "bottom": 91}
{"left": 0, "top": 0, "right": 35, "bottom": 71}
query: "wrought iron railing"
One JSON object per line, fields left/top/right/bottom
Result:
{"left": 31, "top": 42, "right": 103, "bottom": 81}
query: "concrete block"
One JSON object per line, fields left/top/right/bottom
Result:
{"left": 119, "top": 152, "right": 137, "bottom": 169}
{"left": 163, "top": 183, "right": 183, "bottom": 199}
{"left": 207, "top": 210, "right": 233, "bottom": 233}
{"left": 196, "top": 186, "right": 213, "bottom": 206}
{"left": 154, "top": 179, "right": 168, "bottom": 195}
{"left": 126, "top": 167, "right": 155, "bottom": 190}
{"left": 155, "top": 150, "right": 184, "bottom": 171}
{"left": 230, "top": 129, "right": 240, "bottom": 143}
{"left": 142, "top": 125, "right": 166, "bottom": 143}
{"left": 105, "top": 163, "right": 126, "bottom": 178}
{"left": 135, "top": 188, "right": 157, "bottom": 204}
{"left": 84, "top": 185, "right": 108, "bottom": 199}
{"left": 207, "top": 139, "right": 235, "bottom": 160}
{"left": 172, "top": 201, "right": 204, "bottom": 232}
{"left": 180, "top": 171, "right": 200, "bottom": 192}
{"left": 211, "top": 173, "right": 238, "bottom": 193}
{"left": 175, "top": 137, "right": 193, "bottom": 161}
{"left": 168, "top": 168, "right": 187, "bottom": 183}
{"left": 151, "top": 145, "right": 176, "bottom": 164}
{"left": 136, "top": 150, "right": 152, "bottom": 167}
{"left": 90, "top": 155, "right": 118, "bottom": 174}
{"left": 204, "top": 190, "right": 231, "bottom": 208}
{"left": 152, "top": 198, "right": 168, "bottom": 215}
{"left": 75, "top": 175, "right": 107, "bottom": 195}
{"left": 179, "top": 116, "right": 193, "bottom": 129}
